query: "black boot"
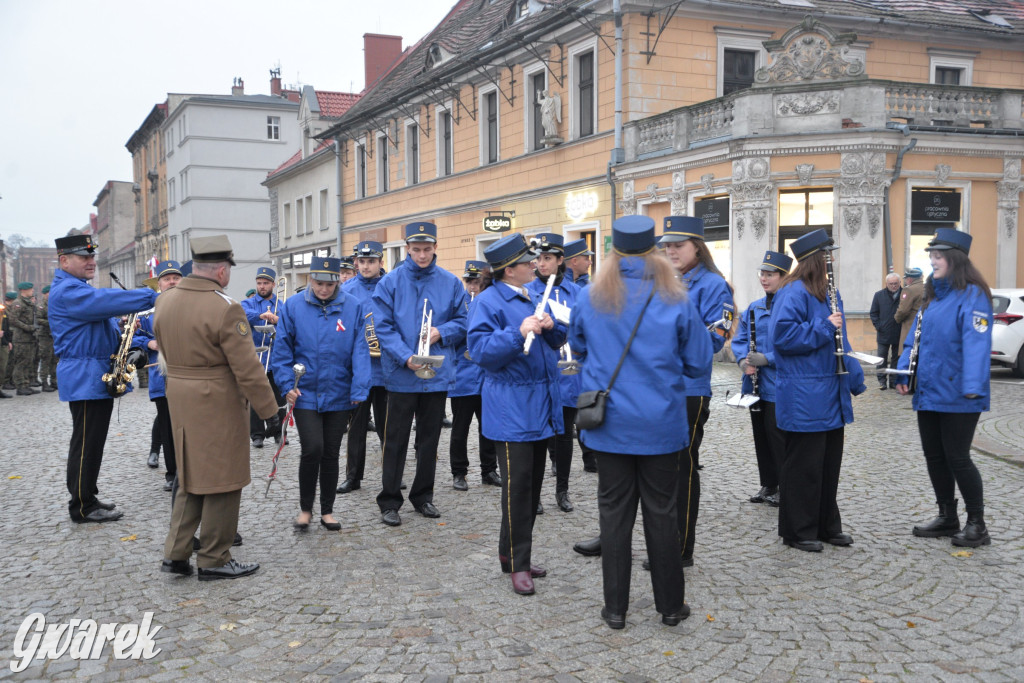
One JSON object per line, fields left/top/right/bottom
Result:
{"left": 951, "top": 512, "right": 991, "bottom": 548}
{"left": 912, "top": 500, "right": 960, "bottom": 538}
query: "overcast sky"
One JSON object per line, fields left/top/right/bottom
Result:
{"left": 0, "top": 0, "right": 453, "bottom": 248}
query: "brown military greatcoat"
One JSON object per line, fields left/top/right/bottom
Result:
{"left": 894, "top": 278, "right": 925, "bottom": 348}
{"left": 154, "top": 276, "right": 277, "bottom": 495}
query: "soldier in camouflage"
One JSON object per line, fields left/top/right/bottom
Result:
{"left": 9, "top": 282, "right": 41, "bottom": 396}
{"left": 37, "top": 285, "right": 57, "bottom": 392}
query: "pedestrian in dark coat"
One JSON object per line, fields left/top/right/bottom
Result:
{"left": 869, "top": 273, "right": 902, "bottom": 388}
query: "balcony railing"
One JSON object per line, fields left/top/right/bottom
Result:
{"left": 625, "top": 80, "right": 1024, "bottom": 162}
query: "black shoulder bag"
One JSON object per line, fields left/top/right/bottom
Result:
{"left": 576, "top": 288, "right": 656, "bottom": 430}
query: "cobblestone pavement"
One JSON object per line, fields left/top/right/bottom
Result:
{"left": 1, "top": 364, "right": 1023, "bottom": 681}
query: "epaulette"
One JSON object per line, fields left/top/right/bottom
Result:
{"left": 215, "top": 291, "right": 236, "bottom": 306}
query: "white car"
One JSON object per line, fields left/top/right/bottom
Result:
{"left": 991, "top": 288, "right": 1024, "bottom": 377}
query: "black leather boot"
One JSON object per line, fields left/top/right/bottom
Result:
{"left": 951, "top": 512, "right": 991, "bottom": 547}
{"left": 912, "top": 500, "right": 960, "bottom": 538}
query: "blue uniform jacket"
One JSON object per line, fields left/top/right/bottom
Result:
{"left": 372, "top": 255, "right": 468, "bottom": 393}
{"left": 467, "top": 282, "right": 567, "bottom": 442}
{"left": 270, "top": 287, "right": 371, "bottom": 412}
{"left": 898, "top": 279, "right": 991, "bottom": 413}
{"left": 681, "top": 264, "right": 732, "bottom": 396}
{"left": 49, "top": 270, "right": 158, "bottom": 402}
{"left": 526, "top": 275, "right": 581, "bottom": 409}
{"left": 731, "top": 296, "right": 778, "bottom": 402}
{"left": 240, "top": 293, "right": 278, "bottom": 351}
{"left": 451, "top": 295, "right": 485, "bottom": 398}
{"left": 569, "top": 258, "right": 711, "bottom": 455}
{"left": 342, "top": 271, "right": 385, "bottom": 388}
{"left": 132, "top": 315, "right": 165, "bottom": 400}
{"left": 769, "top": 280, "right": 866, "bottom": 432}
{"left": 566, "top": 268, "right": 590, "bottom": 288}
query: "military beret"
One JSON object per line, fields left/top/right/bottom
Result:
{"left": 42, "top": 285, "right": 51, "bottom": 294}
{"left": 17, "top": 282, "right": 33, "bottom": 290}
{"left": 4, "top": 291, "right": 15, "bottom": 300}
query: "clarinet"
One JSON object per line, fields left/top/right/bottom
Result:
{"left": 905, "top": 307, "right": 923, "bottom": 393}
{"left": 825, "top": 252, "right": 849, "bottom": 376}
{"left": 748, "top": 307, "right": 762, "bottom": 412}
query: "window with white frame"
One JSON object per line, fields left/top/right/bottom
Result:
{"left": 385, "top": 241, "right": 405, "bottom": 272}
{"left": 928, "top": 48, "right": 975, "bottom": 86}
{"left": 715, "top": 28, "right": 771, "bottom": 97}
{"left": 437, "top": 108, "right": 454, "bottom": 177}
{"left": 295, "top": 197, "right": 305, "bottom": 237}
{"left": 168, "top": 178, "right": 176, "bottom": 208}
{"left": 377, "top": 133, "right": 389, "bottom": 193}
{"left": 355, "top": 139, "right": 367, "bottom": 199}
{"left": 475, "top": 234, "right": 500, "bottom": 262}
{"left": 180, "top": 170, "right": 188, "bottom": 201}
{"left": 303, "top": 195, "right": 313, "bottom": 234}
{"left": 268, "top": 116, "right": 281, "bottom": 140}
{"left": 524, "top": 67, "right": 547, "bottom": 152}
{"left": 480, "top": 89, "right": 499, "bottom": 165}
{"left": 283, "top": 202, "right": 292, "bottom": 239}
{"left": 319, "top": 189, "right": 329, "bottom": 230}
{"left": 406, "top": 121, "right": 420, "bottom": 186}
{"left": 569, "top": 40, "right": 597, "bottom": 140}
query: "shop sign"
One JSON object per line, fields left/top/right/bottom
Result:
{"left": 912, "top": 190, "right": 961, "bottom": 223}
{"left": 694, "top": 197, "right": 730, "bottom": 230}
{"left": 482, "top": 216, "right": 512, "bottom": 233}
{"left": 566, "top": 191, "right": 599, "bottom": 222}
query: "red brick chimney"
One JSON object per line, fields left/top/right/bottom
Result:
{"left": 231, "top": 77, "right": 245, "bottom": 96}
{"left": 270, "top": 68, "right": 282, "bottom": 96}
{"left": 364, "top": 34, "right": 403, "bottom": 90}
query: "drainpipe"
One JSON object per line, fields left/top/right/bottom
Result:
{"left": 883, "top": 126, "right": 917, "bottom": 273}
{"left": 335, "top": 138, "right": 344, "bottom": 258}
{"left": 605, "top": 0, "right": 624, "bottom": 257}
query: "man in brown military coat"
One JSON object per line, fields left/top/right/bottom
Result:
{"left": 894, "top": 266, "right": 925, "bottom": 348}
{"left": 156, "top": 235, "right": 279, "bottom": 581}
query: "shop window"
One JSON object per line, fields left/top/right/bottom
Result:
{"left": 909, "top": 188, "right": 961, "bottom": 274}
{"left": 778, "top": 189, "right": 833, "bottom": 257}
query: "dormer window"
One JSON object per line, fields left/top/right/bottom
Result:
{"left": 507, "top": 0, "right": 531, "bottom": 24}
{"left": 425, "top": 43, "right": 447, "bottom": 70}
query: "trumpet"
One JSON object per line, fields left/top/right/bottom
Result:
{"left": 101, "top": 273, "right": 146, "bottom": 398}
{"left": 706, "top": 302, "right": 735, "bottom": 334}
{"left": 411, "top": 298, "right": 444, "bottom": 379}
{"left": 258, "top": 276, "right": 289, "bottom": 373}
{"left": 364, "top": 312, "right": 381, "bottom": 358}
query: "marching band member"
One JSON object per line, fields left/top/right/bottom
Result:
{"left": 731, "top": 251, "right": 792, "bottom": 507}
{"left": 338, "top": 256, "right": 357, "bottom": 284}
{"left": 468, "top": 233, "right": 566, "bottom": 596}
{"left": 338, "top": 241, "right": 388, "bottom": 494}
{"left": 659, "top": 216, "right": 732, "bottom": 568}
{"left": 769, "top": 229, "right": 865, "bottom": 552}
{"left": 449, "top": 261, "right": 500, "bottom": 491}
{"left": 271, "top": 258, "right": 371, "bottom": 531}
{"left": 570, "top": 215, "right": 709, "bottom": 629}
{"left": 526, "top": 233, "right": 581, "bottom": 513}
{"left": 372, "top": 222, "right": 468, "bottom": 527}
{"left": 240, "top": 266, "right": 284, "bottom": 448}
{"left": 897, "top": 228, "right": 992, "bottom": 548}
{"left": 563, "top": 238, "right": 597, "bottom": 473}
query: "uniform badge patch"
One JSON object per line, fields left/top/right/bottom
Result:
{"left": 237, "top": 321, "right": 250, "bottom": 336}
{"left": 972, "top": 312, "right": 989, "bottom": 334}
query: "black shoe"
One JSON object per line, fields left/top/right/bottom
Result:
{"left": 749, "top": 486, "right": 771, "bottom": 504}
{"left": 536, "top": 502, "right": 544, "bottom": 515}
{"left": 16, "top": 387, "right": 35, "bottom": 396}
{"left": 415, "top": 502, "right": 440, "bottom": 518}
{"left": 367, "top": 420, "right": 376, "bottom": 432}
{"left": 823, "top": 532, "right": 853, "bottom": 546}
{"left": 482, "top": 471, "right": 502, "bottom": 487}
{"left": 163, "top": 479, "right": 174, "bottom": 492}
{"left": 783, "top": 538, "right": 823, "bottom": 552}
{"left": 161, "top": 559, "right": 193, "bottom": 576}
{"left": 400, "top": 481, "right": 407, "bottom": 490}
{"left": 73, "top": 508, "right": 124, "bottom": 524}
{"left": 320, "top": 519, "right": 341, "bottom": 531}
{"left": 148, "top": 452, "right": 160, "bottom": 468}
{"left": 951, "top": 514, "right": 991, "bottom": 548}
{"left": 453, "top": 476, "right": 468, "bottom": 491}
{"left": 30, "top": 380, "right": 41, "bottom": 388}
{"left": 198, "top": 559, "right": 260, "bottom": 582}
{"left": 234, "top": 533, "right": 243, "bottom": 546}
{"left": 913, "top": 500, "right": 960, "bottom": 538}
{"left": 764, "top": 491, "right": 780, "bottom": 507}
{"left": 95, "top": 498, "right": 117, "bottom": 511}
{"left": 556, "top": 491, "right": 574, "bottom": 512}
{"left": 601, "top": 608, "right": 625, "bottom": 630}
{"left": 0, "top": 391, "right": 11, "bottom": 399}
{"left": 583, "top": 461, "right": 598, "bottom": 473}
{"left": 252, "top": 436, "right": 264, "bottom": 449}
{"left": 293, "top": 513, "right": 311, "bottom": 531}
{"left": 879, "top": 385, "right": 888, "bottom": 391}
{"left": 336, "top": 478, "right": 361, "bottom": 494}
{"left": 42, "top": 385, "right": 56, "bottom": 393}
{"left": 662, "top": 605, "right": 691, "bottom": 626}
{"left": 442, "top": 417, "right": 453, "bottom": 428}
{"left": 1, "top": 382, "right": 13, "bottom": 390}
{"left": 573, "top": 536, "right": 601, "bottom": 556}
{"left": 381, "top": 509, "right": 402, "bottom": 526}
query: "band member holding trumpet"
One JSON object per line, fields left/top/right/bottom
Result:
{"left": 240, "top": 266, "right": 285, "bottom": 448}
{"left": 50, "top": 234, "right": 159, "bottom": 523}
{"left": 527, "top": 233, "right": 581, "bottom": 513}
{"left": 271, "top": 258, "right": 371, "bottom": 531}
{"left": 468, "top": 233, "right": 567, "bottom": 596}
{"left": 338, "top": 241, "right": 389, "bottom": 495}
{"left": 897, "top": 228, "right": 992, "bottom": 548}
{"left": 372, "top": 222, "right": 468, "bottom": 527}
{"left": 770, "top": 229, "right": 865, "bottom": 552}
{"left": 731, "top": 250, "right": 792, "bottom": 507}
{"left": 659, "top": 216, "right": 733, "bottom": 568}
{"left": 449, "top": 261, "right": 501, "bottom": 491}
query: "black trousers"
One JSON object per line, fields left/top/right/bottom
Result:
{"left": 917, "top": 411, "right": 984, "bottom": 514}
{"left": 546, "top": 406, "right": 576, "bottom": 493}
{"left": 250, "top": 370, "right": 285, "bottom": 439}
{"left": 66, "top": 399, "right": 114, "bottom": 521}
{"left": 294, "top": 408, "right": 350, "bottom": 515}
{"left": 154, "top": 396, "right": 177, "bottom": 480}
{"left": 749, "top": 400, "right": 784, "bottom": 489}
{"left": 779, "top": 427, "right": 845, "bottom": 542}
{"left": 449, "top": 394, "right": 497, "bottom": 477}
{"left": 876, "top": 342, "right": 900, "bottom": 387}
{"left": 150, "top": 415, "right": 161, "bottom": 455}
{"left": 496, "top": 440, "right": 546, "bottom": 573}
{"left": 346, "top": 385, "right": 387, "bottom": 482}
{"left": 376, "top": 391, "right": 446, "bottom": 512}
{"left": 678, "top": 395, "right": 710, "bottom": 561}
{"left": 596, "top": 450, "right": 684, "bottom": 616}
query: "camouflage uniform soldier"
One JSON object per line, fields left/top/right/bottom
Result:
{"left": 9, "top": 282, "right": 40, "bottom": 396}
{"left": 37, "top": 285, "right": 58, "bottom": 392}
{"left": 2, "top": 291, "right": 16, "bottom": 390}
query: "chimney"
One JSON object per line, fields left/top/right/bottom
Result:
{"left": 363, "top": 34, "right": 403, "bottom": 90}
{"left": 270, "top": 67, "right": 282, "bottom": 96}
{"left": 231, "top": 77, "right": 245, "bottom": 96}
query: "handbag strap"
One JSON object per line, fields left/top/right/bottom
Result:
{"left": 605, "top": 287, "right": 656, "bottom": 392}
